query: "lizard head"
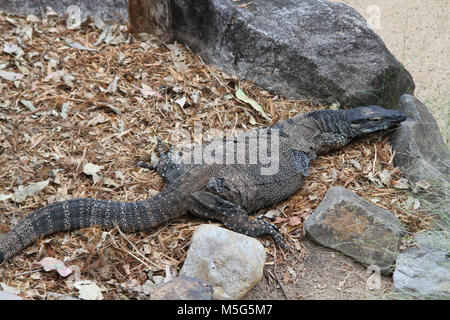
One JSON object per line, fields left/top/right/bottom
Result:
{"left": 342, "top": 105, "right": 406, "bottom": 138}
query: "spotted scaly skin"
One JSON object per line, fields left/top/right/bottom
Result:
{"left": 0, "top": 106, "right": 406, "bottom": 263}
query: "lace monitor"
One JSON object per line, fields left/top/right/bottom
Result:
{"left": 0, "top": 106, "right": 406, "bottom": 263}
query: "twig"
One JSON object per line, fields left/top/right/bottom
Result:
{"left": 14, "top": 268, "right": 43, "bottom": 277}
{"left": 115, "top": 228, "right": 163, "bottom": 270}
{"left": 273, "top": 244, "right": 290, "bottom": 300}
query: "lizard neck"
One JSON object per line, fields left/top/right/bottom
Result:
{"left": 286, "top": 110, "right": 352, "bottom": 155}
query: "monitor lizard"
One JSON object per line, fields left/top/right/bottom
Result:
{"left": 0, "top": 106, "right": 406, "bottom": 263}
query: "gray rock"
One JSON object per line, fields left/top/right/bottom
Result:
{"left": 180, "top": 224, "right": 266, "bottom": 300}
{"left": 415, "top": 231, "right": 449, "bottom": 251}
{"left": 393, "top": 231, "right": 450, "bottom": 299}
{"left": 172, "top": 0, "right": 414, "bottom": 107}
{"left": 392, "top": 94, "right": 450, "bottom": 184}
{"left": 150, "top": 275, "right": 214, "bottom": 300}
{"left": 304, "top": 186, "right": 405, "bottom": 275}
{"left": 0, "top": 0, "right": 128, "bottom": 22}
{"left": 0, "top": 290, "right": 23, "bottom": 300}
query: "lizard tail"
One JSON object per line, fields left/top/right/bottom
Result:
{"left": 0, "top": 198, "right": 168, "bottom": 263}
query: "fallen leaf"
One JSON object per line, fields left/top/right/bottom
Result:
{"left": 138, "top": 83, "right": 163, "bottom": 98}
{"left": 288, "top": 216, "right": 302, "bottom": 226}
{"left": 83, "top": 163, "right": 104, "bottom": 183}
{"left": 349, "top": 159, "right": 362, "bottom": 171}
{"left": 60, "top": 102, "right": 70, "bottom": 119}
{"left": 37, "top": 257, "right": 73, "bottom": 277}
{"left": 393, "top": 178, "right": 410, "bottom": 190}
{"left": 74, "top": 280, "right": 104, "bottom": 300}
{"left": 88, "top": 114, "right": 108, "bottom": 126}
{"left": 264, "top": 209, "right": 281, "bottom": 219}
{"left": 0, "top": 70, "right": 24, "bottom": 81}
{"left": 103, "top": 176, "right": 118, "bottom": 187}
{"left": 404, "top": 196, "right": 420, "bottom": 211}
{"left": 20, "top": 100, "right": 36, "bottom": 112}
{"left": 235, "top": 86, "right": 271, "bottom": 121}
{"left": 65, "top": 39, "right": 98, "bottom": 52}
{"left": 414, "top": 180, "right": 431, "bottom": 191}
{"left": 0, "top": 193, "right": 11, "bottom": 201}
{"left": 174, "top": 96, "right": 187, "bottom": 108}
{"left": 3, "top": 42, "right": 24, "bottom": 57}
{"left": 379, "top": 169, "right": 391, "bottom": 185}
{"left": 10, "top": 179, "right": 50, "bottom": 203}
{"left": 44, "top": 69, "right": 67, "bottom": 83}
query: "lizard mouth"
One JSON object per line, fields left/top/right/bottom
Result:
{"left": 360, "top": 117, "right": 405, "bottom": 134}
{"left": 361, "top": 124, "right": 390, "bottom": 134}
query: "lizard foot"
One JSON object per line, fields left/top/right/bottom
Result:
{"left": 136, "top": 160, "right": 156, "bottom": 170}
{"left": 188, "top": 191, "right": 288, "bottom": 250}
{"left": 224, "top": 217, "right": 288, "bottom": 250}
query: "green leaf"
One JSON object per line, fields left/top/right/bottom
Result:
{"left": 235, "top": 87, "right": 271, "bottom": 121}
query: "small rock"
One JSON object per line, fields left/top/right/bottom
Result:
{"left": 0, "top": 291, "right": 23, "bottom": 300}
{"left": 392, "top": 94, "right": 450, "bottom": 184}
{"left": 393, "top": 231, "right": 450, "bottom": 299}
{"left": 150, "top": 275, "right": 213, "bottom": 300}
{"left": 304, "top": 186, "right": 405, "bottom": 275}
{"left": 180, "top": 224, "right": 266, "bottom": 300}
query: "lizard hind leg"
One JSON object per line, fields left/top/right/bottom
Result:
{"left": 187, "top": 191, "right": 287, "bottom": 249}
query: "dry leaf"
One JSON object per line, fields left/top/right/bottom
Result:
{"left": 0, "top": 70, "right": 24, "bottom": 81}
{"left": 379, "top": 169, "right": 391, "bottom": 185}
{"left": 20, "top": 100, "right": 36, "bottom": 112}
{"left": 138, "top": 83, "right": 163, "bottom": 98}
{"left": 65, "top": 39, "right": 98, "bottom": 52}
{"left": 74, "top": 280, "right": 104, "bottom": 300}
{"left": 60, "top": 102, "right": 70, "bottom": 119}
{"left": 264, "top": 209, "right": 281, "bottom": 219}
{"left": 37, "top": 257, "right": 74, "bottom": 277}
{"left": 235, "top": 87, "right": 271, "bottom": 121}
{"left": 393, "top": 178, "right": 410, "bottom": 190}
{"left": 288, "top": 216, "right": 302, "bottom": 226}
{"left": 10, "top": 179, "right": 50, "bottom": 203}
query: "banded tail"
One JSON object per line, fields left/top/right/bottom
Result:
{"left": 0, "top": 192, "right": 182, "bottom": 263}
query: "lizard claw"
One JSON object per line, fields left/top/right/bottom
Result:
{"left": 256, "top": 218, "right": 288, "bottom": 250}
{"left": 136, "top": 160, "right": 156, "bottom": 170}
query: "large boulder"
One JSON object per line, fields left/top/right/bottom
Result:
{"left": 0, "top": 0, "right": 128, "bottom": 22}
{"left": 392, "top": 94, "right": 450, "bottom": 184}
{"left": 172, "top": 0, "right": 415, "bottom": 107}
{"left": 304, "top": 186, "right": 405, "bottom": 275}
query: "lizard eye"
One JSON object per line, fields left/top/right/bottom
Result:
{"left": 371, "top": 117, "right": 382, "bottom": 122}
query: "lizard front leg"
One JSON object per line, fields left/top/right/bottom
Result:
{"left": 138, "top": 138, "right": 192, "bottom": 185}
{"left": 187, "top": 191, "right": 287, "bottom": 249}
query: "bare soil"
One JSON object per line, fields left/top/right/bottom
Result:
{"left": 245, "top": 239, "right": 393, "bottom": 300}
